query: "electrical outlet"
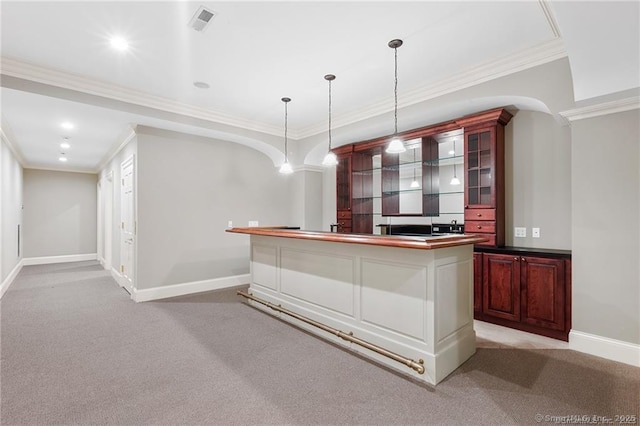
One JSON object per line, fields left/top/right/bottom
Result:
{"left": 532, "top": 227, "right": 540, "bottom": 238}
{"left": 515, "top": 227, "right": 527, "bottom": 238}
{"left": 248, "top": 220, "right": 259, "bottom": 227}
{"left": 227, "top": 221, "right": 233, "bottom": 228}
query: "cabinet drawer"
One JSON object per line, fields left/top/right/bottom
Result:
{"left": 337, "top": 210, "right": 352, "bottom": 219}
{"left": 337, "top": 219, "right": 351, "bottom": 230}
{"left": 465, "top": 220, "right": 496, "bottom": 234}
{"left": 465, "top": 208, "right": 495, "bottom": 221}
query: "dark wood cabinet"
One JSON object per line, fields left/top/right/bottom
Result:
{"left": 475, "top": 248, "right": 571, "bottom": 341}
{"left": 483, "top": 253, "right": 521, "bottom": 322}
{"left": 333, "top": 107, "right": 511, "bottom": 236}
{"left": 458, "top": 108, "right": 512, "bottom": 247}
{"left": 335, "top": 145, "right": 353, "bottom": 233}
{"left": 520, "top": 256, "right": 566, "bottom": 331}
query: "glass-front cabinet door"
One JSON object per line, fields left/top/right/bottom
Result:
{"left": 465, "top": 127, "right": 496, "bottom": 208}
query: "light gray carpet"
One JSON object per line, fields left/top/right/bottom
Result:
{"left": 1, "top": 261, "right": 638, "bottom": 425}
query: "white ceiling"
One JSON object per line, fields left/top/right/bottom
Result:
{"left": 1, "top": 1, "right": 638, "bottom": 172}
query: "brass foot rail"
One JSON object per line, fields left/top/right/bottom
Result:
{"left": 237, "top": 290, "right": 425, "bottom": 375}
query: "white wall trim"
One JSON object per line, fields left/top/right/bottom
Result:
{"left": 97, "top": 127, "right": 136, "bottom": 173}
{"left": 0, "top": 126, "right": 26, "bottom": 167}
{"left": 3, "top": 37, "right": 566, "bottom": 143}
{"left": 0, "top": 259, "right": 23, "bottom": 299}
{"left": 559, "top": 96, "right": 640, "bottom": 122}
{"left": 298, "top": 38, "right": 568, "bottom": 138}
{"left": 110, "top": 266, "right": 127, "bottom": 288}
{"left": 132, "top": 274, "right": 250, "bottom": 303}
{"left": 1, "top": 57, "right": 283, "bottom": 139}
{"left": 22, "top": 253, "right": 97, "bottom": 266}
{"left": 569, "top": 330, "right": 640, "bottom": 367}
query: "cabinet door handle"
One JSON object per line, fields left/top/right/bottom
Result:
{"left": 514, "top": 257, "right": 519, "bottom": 261}
{"left": 476, "top": 225, "right": 482, "bottom": 229}
{"left": 521, "top": 257, "right": 526, "bottom": 262}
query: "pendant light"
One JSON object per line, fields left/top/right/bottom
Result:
{"left": 450, "top": 139, "right": 461, "bottom": 186}
{"left": 279, "top": 97, "right": 293, "bottom": 174}
{"left": 386, "top": 39, "right": 406, "bottom": 154}
{"left": 322, "top": 74, "right": 338, "bottom": 166}
{"left": 410, "top": 148, "right": 420, "bottom": 188}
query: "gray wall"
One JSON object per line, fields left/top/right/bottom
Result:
{"left": 291, "top": 169, "right": 324, "bottom": 231}
{"left": 22, "top": 169, "right": 97, "bottom": 258}
{"left": 1, "top": 136, "right": 23, "bottom": 282}
{"left": 571, "top": 109, "right": 640, "bottom": 344}
{"left": 135, "top": 127, "right": 293, "bottom": 290}
{"left": 506, "top": 111, "right": 572, "bottom": 249}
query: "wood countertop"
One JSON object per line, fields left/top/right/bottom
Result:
{"left": 226, "top": 227, "right": 488, "bottom": 250}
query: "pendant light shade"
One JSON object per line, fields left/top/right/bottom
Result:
{"left": 322, "top": 151, "right": 338, "bottom": 166}
{"left": 279, "top": 97, "right": 294, "bottom": 174}
{"left": 387, "top": 137, "right": 406, "bottom": 154}
{"left": 386, "top": 39, "right": 406, "bottom": 154}
{"left": 279, "top": 162, "right": 293, "bottom": 174}
{"left": 322, "top": 74, "right": 339, "bottom": 167}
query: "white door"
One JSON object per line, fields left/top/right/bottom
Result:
{"left": 120, "top": 157, "right": 135, "bottom": 294}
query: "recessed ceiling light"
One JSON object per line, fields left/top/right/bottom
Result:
{"left": 61, "top": 122, "right": 74, "bottom": 130}
{"left": 60, "top": 137, "right": 71, "bottom": 149}
{"left": 58, "top": 156, "right": 68, "bottom": 162}
{"left": 193, "top": 81, "right": 210, "bottom": 89}
{"left": 110, "top": 36, "right": 129, "bottom": 51}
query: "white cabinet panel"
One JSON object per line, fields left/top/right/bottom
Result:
{"left": 436, "top": 260, "right": 472, "bottom": 342}
{"left": 252, "top": 244, "right": 277, "bottom": 290}
{"left": 361, "top": 259, "right": 426, "bottom": 340}
{"left": 281, "top": 248, "right": 355, "bottom": 316}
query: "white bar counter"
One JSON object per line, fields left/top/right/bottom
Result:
{"left": 227, "top": 227, "right": 487, "bottom": 385}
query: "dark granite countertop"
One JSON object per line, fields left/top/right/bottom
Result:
{"left": 474, "top": 245, "right": 571, "bottom": 259}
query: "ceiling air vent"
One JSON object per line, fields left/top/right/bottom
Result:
{"left": 189, "top": 6, "right": 216, "bottom": 32}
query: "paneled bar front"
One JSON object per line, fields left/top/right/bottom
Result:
{"left": 227, "top": 227, "right": 487, "bottom": 385}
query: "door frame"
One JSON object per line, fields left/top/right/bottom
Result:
{"left": 120, "top": 155, "right": 136, "bottom": 294}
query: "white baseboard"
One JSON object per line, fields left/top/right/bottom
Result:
{"left": 133, "top": 274, "right": 250, "bottom": 303}
{"left": 0, "top": 259, "right": 23, "bottom": 299}
{"left": 22, "top": 253, "right": 97, "bottom": 266}
{"left": 110, "top": 267, "right": 127, "bottom": 288}
{"left": 569, "top": 330, "right": 640, "bottom": 367}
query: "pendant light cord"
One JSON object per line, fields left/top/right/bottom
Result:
{"left": 328, "top": 78, "right": 332, "bottom": 150}
{"left": 393, "top": 45, "right": 398, "bottom": 136}
{"left": 284, "top": 100, "right": 288, "bottom": 162}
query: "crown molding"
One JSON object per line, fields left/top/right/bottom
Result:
{"left": 0, "top": 126, "right": 27, "bottom": 166}
{"left": 298, "top": 38, "right": 567, "bottom": 139}
{"left": 559, "top": 96, "right": 640, "bottom": 122}
{"left": 23, "top": 165, "right": 97, "bottom": 174}
{"left": 539, "top": 0, "right": 562, "bottom": 38}
{"left": 96, "top": 126, "right": 137, "bottom": 173}
{"left": 0, "top": 57, "right": 287, "bottom": 139}
{"left": 2, "top": 38, "right": 565, "bottom": 145}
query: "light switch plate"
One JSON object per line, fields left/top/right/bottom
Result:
{"left": 515, "top": 227, "right": 527, "bottom": 238}
{"left": 532, "top": 227, "right": 540, "bottom": 238}
{"left": 248, "top": 220, "right": 259, "bottom": 227}
{"left": 227, "top": 221, "right": 233, "bottom": 228}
